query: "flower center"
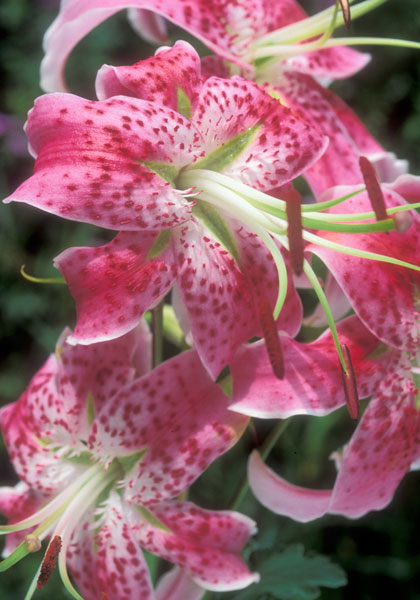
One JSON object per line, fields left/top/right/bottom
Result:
{"left": 0, "top": 459, "right": 122, "bottom": 600}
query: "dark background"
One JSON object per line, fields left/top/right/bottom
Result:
{"left": 0, "top": 0, "right": 419, "bottom": 597}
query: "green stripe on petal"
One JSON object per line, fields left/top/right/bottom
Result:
{"left": 140, "top": 161, "right": 179, "bottom": 185}
{"left": 146, "top": 229, "right": 172, "bottom": 260}
{"left": 117, "top": 449, "right": 148, "bottom": 474}
{"left": 177, "top": 87, "right": 192, "bottom": 120}
{"left": 137, "top": 506, "right": 172, "bottom": 533}
{"left": 193, "top": 202, "right": 240, "bottom": 264}
{"left": 190, "top": 124, "right": 261, "bottom": 172}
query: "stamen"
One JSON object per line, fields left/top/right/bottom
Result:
{"left": 258, "top": 299, "right": 285, "bottom": 379}
{"left": 20, "top": 265, "right": 66, "bottom": 285}
{"left": 338, "top": 0, "right": 351, "bottom": 28}
{"left": 358, "top": 156, "right": 388, "bottom": 221}
{"left": 285, "top": 188, "right": 304, "bottom": 276}
{"left": 340, "top": 344, "right": 359, "bottom": 420}
{"left": 37, "top": 536, "right": 62, "bottom": 589}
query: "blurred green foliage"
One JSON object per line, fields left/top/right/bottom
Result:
{"left": 0, "top": 0, "right": 420, "bottom": 598}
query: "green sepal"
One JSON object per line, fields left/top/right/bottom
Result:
{"left": 192, "top": 202, "right": 240, "bottom": 264}
{"left": 117, "top": 448, "right": 148, "bottom": 474}
{"left": 177, "top": 87, "right": 192, "bottom": 120}
{"left": 190, "top": 124, "right": 261, "bottom": 172}
{"left": 146, "top": 229, "right": 172, "bottom": 260}
{"left": 140, "top": 161, "right": 179, "bottom": 185}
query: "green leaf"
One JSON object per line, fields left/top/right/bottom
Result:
{"left": 190, "top": 124, "right": 261, "bottom": 172}
{"left": 236, "top": 545, "right": 347, "bottom": 600}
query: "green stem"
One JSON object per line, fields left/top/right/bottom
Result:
{"left": 151, "top": 301, "right": 164, "bottom": 368}
{"left": 229, "top": 420, "right": 290, "bottom": 512}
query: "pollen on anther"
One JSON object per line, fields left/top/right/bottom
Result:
{"left": 285, "top": 187, "right": 304, "bottom": 276}
{"left": 37, "top": 535, "right": 62, "bottom": 589}
{"left": 258, "top": 299, "right": 284, "bottom": 379}
{"left": 359, "top": 156, "right": 388, "bottom": 222}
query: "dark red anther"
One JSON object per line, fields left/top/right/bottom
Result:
{"left": 340, "top": 344, "right": 359, "bottom": 420}
{"left": 37, "top": 536, "right": 62, "bottom": 589}
{"left": 359, "top": 156, "right": 388, "bottom": 221}
{"left": 285, "top": 187, "right": 304, "bottom": 276}
{"left": 258, "top": 299, "right": 284, "bottom": 379}
{"left": 338, "top": 0, "right": 351, "bottom": 28}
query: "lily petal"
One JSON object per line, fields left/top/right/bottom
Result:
{"left": 194, "top": 76, "right": 328, "bottom": 190}
{"left": 285, "top": 46, "right": 370, "bottom": 80}
{"left": 248, "top": 451, "right": 332, "bottom": 522}
{"left": 230, "top": 316, "right": 403, "bottom": 418}
{"left": 5, "top": 94, "right": 198, "bottom": 230}
{"left": 309, "top": 186, "right": 420, "bottom": 353}
{"left": 156, "top": 567, "right": 205, "bottom": 600}
{"left": 96, "top": 40, "right": 201, "bottom": 114}
{"left": 88, "top": 350, "right": 248, "bottom": 503}
{"left": 249, "top": 372, "right": 420, "bottom": 521}
{"left": 134, "top": 500, "right": 259, "bottom": 591}
{"left": 55, "top": 231, "right": 176, "bottom": 345}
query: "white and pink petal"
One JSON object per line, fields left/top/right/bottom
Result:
{"left": 230, "top": 316, "right": 404, "bottom": 418}
{"left": 96, "top": 41, "right": 202, "bottom": 114}
{"left": 193, "top": 76, "right": 328, "bottom": 191}
{"left": 134, "top": 500, "right": 259, "bottom": 591}
{"left": 89, "top": 350, "right": 248, "bottom": 504}
{"left": 55, "top": 231, "right": 176, "bottom": 345}
{"left": 6, "top": 94, "right": 198, "bottom": 230}
{"left": 309, "top": 186, "right": 420, "bottom": 353}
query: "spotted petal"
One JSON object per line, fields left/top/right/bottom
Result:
{"left": 230, "top": 316, "right": 403, "bottom": 418}
{"left": 309, "top": 186, "right": 420, "bottom": 353}
{"left": 96, "top": 41, "right": 202, "bottom": 114}
{"left": 284, "top": 46, "right": 370, "bottom": 80}
{"left": 89, "top": 350, "right": 248, "bottom": 504}
{"left": 193, "top": 76, "right": 328, "bottom": 191}
{"left": 95, "top": 495, "right": 154, "bottom": 599}
{"left": 277, "top": 72, "right": 363, "bottom": 196}
{"left": 134, "top": 500, "right": 259, "bottom": 591}
{"left": 156, "top": 567, "right": 205, "bottom": 600}
{"left": 5, "top": 93, "right": 198, "bottom": 230}
{"left": 248, "top": 372, "right": 420, "bottom": 520}
{"left": 0, "top": 483, "right": 45, "bottom": 557}
{"left": 55, "top": 231, "right": 176, "bottom": 345}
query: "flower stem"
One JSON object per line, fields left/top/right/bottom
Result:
{"left": 229, "top": 420, "right": 290, "bottom": 512}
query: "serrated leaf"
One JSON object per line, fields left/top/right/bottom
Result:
{"left": 235, "top": 544, "right": 347, "bottom": 600}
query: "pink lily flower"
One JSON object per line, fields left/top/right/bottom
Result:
{"left": 306, "top": 178, "right": 420, "bottom": 354}
{"left": 229, "top": 315, "right": 406, "bottom": 419}
{"left": 6, "top": 42, "right": 326, "bottom": 377}
{"left": 227, "top": 313, "right": 420, "bottom": 520}
{"left": 273, "top": 71, "right": 409, "bottom": 196}
{"left": 0, "top": 323, "right": 257, "bottom": 598}
{"left": 40, "top": 0, "right": 370, "bottom": 92}
{"left": 247, "top": 369, "right": 420, "bottom": 521}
